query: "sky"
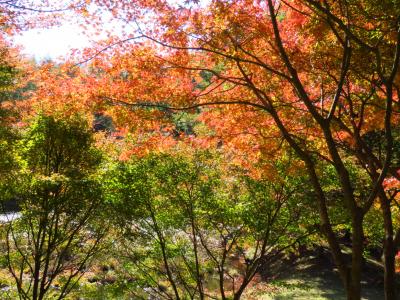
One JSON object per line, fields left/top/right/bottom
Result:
{"left": 12, "top": 15, "right": 133, "bottom": 61}
{"left": 11, "top": 0, "right": 209, "bottom": 61}
{"left": 13, "top": 24, "right": 93, "bottom": 61}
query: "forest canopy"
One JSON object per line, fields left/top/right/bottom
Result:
{"left": 0, "top": 1, "right": 399, "bottom": 299}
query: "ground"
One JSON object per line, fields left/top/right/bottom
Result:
{"left": 243, "top": 247, "right": 385, "bottom": 300}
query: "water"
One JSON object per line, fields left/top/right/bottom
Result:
{"left": 0, "top": 212, "right": 21, "bottom": 222}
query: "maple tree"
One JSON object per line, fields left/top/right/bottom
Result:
{"left": 2, "top": 0, "right": 400, "bottom": 299}
{"left": 105, "top": 150, "right": 316, "bottom": 299}
{"left": 2, "top": 115, "right": 108, "bottom": 300}
{"left": 0, "top": 0, "right": 92, "bottom": 34}
{"left": 56, "top": 0, "right": 399, "bottom": 299}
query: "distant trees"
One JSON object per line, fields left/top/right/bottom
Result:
{"left": 0, "top": 40, "right": 21, "bottom": 209}
{"left": 0, "top": 42, "right": 19, "bottom": 187}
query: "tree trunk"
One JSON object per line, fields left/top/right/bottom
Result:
{"left": 383, "top": 241, "right": 396, "bottom": 300}
{"left": 233, "top": 289, "right": 245, "bottom": 300}
{"left": 347, "top": 211, "right": 364, "bottom": 300}
{"left": 380, "top": 193, "right": 397, "bottom": 300}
